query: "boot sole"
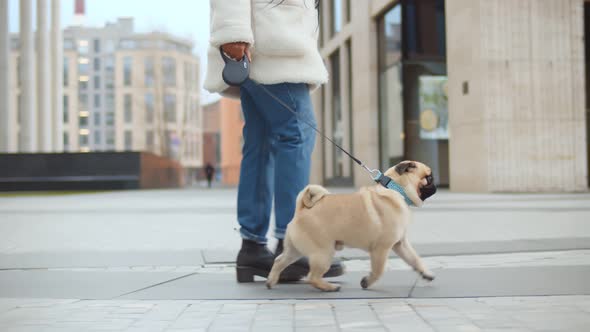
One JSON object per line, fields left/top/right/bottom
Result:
{"left": 236, "top": 266, "right": 306, "bottom": 283}
{"left": 237, "top": 264, "right": 345, "bottom": 283}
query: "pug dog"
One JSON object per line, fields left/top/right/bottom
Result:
{"left": 266, "top": 161, "right": 437, "bottom": 292}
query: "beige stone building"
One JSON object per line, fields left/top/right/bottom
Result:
{"left": 312, "top": 0, "right": 588, "bottom": 192}
{"left": 4, "top": 16, "right": 202, "bottom": 177}
{"left": 114, "top": 32, "right": 202, "bottom": 172}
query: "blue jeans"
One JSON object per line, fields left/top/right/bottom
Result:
{"left": 238, "top": 79, "right": 316, "bottom": 244}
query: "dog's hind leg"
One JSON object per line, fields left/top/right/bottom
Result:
{"left": 266, "top": 238, "right": 302, "bottom": 289}
{"left": 360, "top": 247, "right": 389, "bottom": 289}
{"left": 393, "top": 238, "right": 435, "bottom": 281}
{"left": 308, "top": 253, "right": 340, "bottom": 292}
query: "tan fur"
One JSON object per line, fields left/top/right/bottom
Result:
{"left": 266, "top": 161, "right": 436, "bottom": 292}
{"left": 299, "top": 185, "right": 330, "bottom": 209}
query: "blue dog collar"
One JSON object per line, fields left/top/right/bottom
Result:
{"left": 372, "top": 171, "right": 414, "bottom": 206}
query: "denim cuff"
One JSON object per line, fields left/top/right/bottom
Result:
{"left": 274, "top": 228, "right": 286, "bottom": 240}
{"left": 239, "top": 227, "right": 267, "bottom": 245}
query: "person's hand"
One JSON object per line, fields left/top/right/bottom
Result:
{"left": 221, "top": 42, "right": 252, "bottom": 61}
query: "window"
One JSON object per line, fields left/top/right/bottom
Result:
{"left": 184, "top": 62, "right": 191, "bottom": 89}
{"left": 105, "top": 75, "right": 114, "bottom": 89}
{"left": 63, "top": 132, "right": 69, "bottom": 147}
{"left": 144, "top": 57, "right": 154, "bottom": 87}
{"left": 164, "top": 94, "right": 176, "bottom": 122}
{"left": 94, "top": 94, "right": 101, "bottom": 108}
{"left": 105, "top": 56, "right": 114, "bottom": 72}
{"left": 345, "top": 0, "right": 351, "bottom": 23}
{"left": 93, "top": 75, "right": 100, "bottom": 89}
{"left": 377, "top": 4, "right": 404, "bottom": 170}
{"left": 94, "top": 131, "right": 101, "bottom": 145}
{"left": 145, "top": 93, "right": 154, "bottom": 123}
{"left": 106, "top": 112, "right": 114, "bottom": 125}
{"left": 124, "top": 131, "right": 133, "bottom": 150}
{"left": 330, "top": 50, "right": 343, "bottom": 178}
{"left": 120, "top": 39, "right": 137, "bottom": 49}
{"left": 146, "top": 130, "right": 154, "bottom": 148}
{"left": 331, "top": 0, "right": 343, "bottom": 36}
{"left": 63, "top": 95, "right": 69, "bottom": 123}
{"left": 123, "top": 56, "right": 132, "bottom": 86}
{"left": 105, "top": 39, "right": 115, "bottom": 53}
{"left": 79, "top": 114, "right": 88, "bottom": 127}
{"left": 17, "top": 94, "right": 20, "bottom": 124}
{"left": 94, "top": 112, "right": 101, "bottom": 126}
{"left": 79, "top": 94, "right": 88, "bottom": 111}
{"left": 94, "top": 58, "right": 100, "bottom": 71}
{"left": 16, "top": 56, "right": 21, "bottom": 87}
{"left": 105, "top": 94, "right": 114, "bottom": 111}
{"left": 93, "top": 39, "right": 100, "bottom": 53}
{"left": 381, "top": 5, "right": 403, "bottom": 68}
{"left": 404, "top": 0, "right": 446, "bottom": 59}
{"left": 79, "top": 80, "right": 88, "bottom": 90}
{"left": 63, "top": 39, "right": 74, "bottom": 50}
{"left": 106, "top": 130, "right": 115, "bottom": 145}
{"left": 162, "top": 57, "right": 176, "bottom": 87}
{"left": 79, "top": 133, "right": 89, "bottom": 145}
{"left": 124, "top": 94, "right": 133, "bottom": 123}
{"left": 63, "top": 57, "right": 69, "bottom": 87}
{"left": 78, "top": 39, "right": 89, "bottom": 54}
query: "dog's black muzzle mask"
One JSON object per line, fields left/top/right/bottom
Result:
{"left": 420, "top": 174, "right": 437, "bottom": 201}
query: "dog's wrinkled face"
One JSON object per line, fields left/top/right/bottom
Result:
{"left": 384, "top": 161, "right": 437, "bottom": 203}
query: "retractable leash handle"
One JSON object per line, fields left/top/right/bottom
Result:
{"left": 220, "top": 48, "right": 250, "bottom": 86}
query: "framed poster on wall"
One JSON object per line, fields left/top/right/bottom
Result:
{"left": 419, "top": 76, "right": 448, "bottom": 140}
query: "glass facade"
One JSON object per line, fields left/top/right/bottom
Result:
{"left": 330, "top": 50, "right": 343, "bottom": 178}
{"left": 378, "top": 4, "right": 404, "bottom": 170}
{"left": 323, "top": 43, "right": 353, "bottom": 186}
{"left": 377, "top": 0, "right": 449, "bottom": 185}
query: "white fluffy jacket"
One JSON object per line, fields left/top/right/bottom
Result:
{"left": 204, "top": 0, "right": 329, "bottom": 98}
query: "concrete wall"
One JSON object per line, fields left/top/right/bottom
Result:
{"left": 447, "top": 0, "right": 587, "bottom": 192}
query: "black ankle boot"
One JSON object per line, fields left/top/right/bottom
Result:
{"left": 276, "top": 239, "right": 345, "bottom": 280}
{"left": 236, "top": 239, "right": 305, "bottom": 283}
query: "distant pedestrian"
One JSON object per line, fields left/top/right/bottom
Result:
{"left": 205, "top": 163, "right": 215, "bottom": 188}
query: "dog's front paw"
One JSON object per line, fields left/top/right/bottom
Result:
{"left": 360, "top": 277, "right": 369, "bottom": 289}
{"left": 421, "top": 271, "right": 435, "bottom": 282}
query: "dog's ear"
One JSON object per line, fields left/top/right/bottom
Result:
{"left": 395, "top": 162, "right": 416, "bottom": 175}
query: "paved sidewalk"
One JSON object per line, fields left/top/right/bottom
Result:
{"left": 0, "top": 189, "right": 589, "bottom": 267}
{"left": 1, "top": 188, "right": 589, "bottom": 331}
{"left": 1, "top": 296, "right": 589, "bottom": 332}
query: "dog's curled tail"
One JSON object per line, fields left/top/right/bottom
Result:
{"left": 297, "top": 185, "right": 330, "bottom": 211}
